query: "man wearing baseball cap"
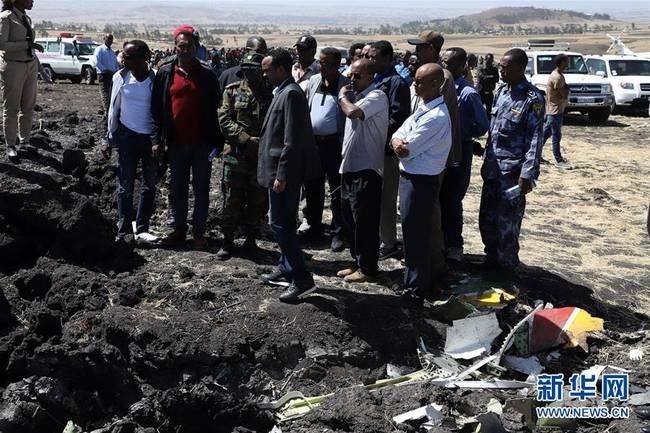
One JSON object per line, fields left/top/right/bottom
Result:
{"left": 218, "top": 36, "right": 268, "bottom": 90}
{"left": 407, "top": 30, "right": 461, "bottom": 278}
{"left": 292, "top": 35, "right": 320, "bottom": 92}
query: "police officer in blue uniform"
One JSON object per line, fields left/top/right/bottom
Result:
{"left": 479, "top": 48, "right": 545, "bottom": 277}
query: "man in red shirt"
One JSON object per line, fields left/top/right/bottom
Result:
{"left": 151, "top": 26, "right": 224, "bottom": 249}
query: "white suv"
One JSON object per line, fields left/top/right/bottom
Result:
{"left": 35, "top": 33, "right": 98, "bottom": 84}
{"left": 522, "top": 43, "right": 614, "bottom": 124}
{"left": 584, "top": 54, "right": 650, "bottom": 113}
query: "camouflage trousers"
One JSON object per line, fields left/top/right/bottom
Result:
{"left": 478, "top": 174, "right": 527, "bottom": 270}
{"left": 220, "top": 162, "right": 268, "bottom": 237}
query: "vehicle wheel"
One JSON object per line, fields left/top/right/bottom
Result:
{"left": 588, "top": 108, "right": 610, "bottom": 125}
{"left": 41, "top": 65, "right": 55, "bottom": 82}
{"left": 82, "top": 67, "right": 95, "bottom": 85}
{"left": 70, "top": 76, "right": 82, "bottom": 84}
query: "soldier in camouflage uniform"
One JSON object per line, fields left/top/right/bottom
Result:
{"left": 479, "top": 48, "right": 545, "bottom": 277}
{"left": 216, "top": 52, "right": 272, "bottom": 260}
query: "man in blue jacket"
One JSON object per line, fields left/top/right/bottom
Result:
{"left": 440, "top": 47, "right": 489, "bottom": 263}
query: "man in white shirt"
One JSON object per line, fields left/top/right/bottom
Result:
{"left": 337, "top": 59, "right": 389, "bottom": 283}
{"left": 391, "top": 63, "right": 451, "bottom": 306}
{"left": 93, "top": 33, "right": 121, "bottom": 146}
{"left": 291, "top": 35, "right": 320, "bottom": 92}
{"left": 104, "top": 40, "right": 158, "bottom": 245}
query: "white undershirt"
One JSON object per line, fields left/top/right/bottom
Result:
{"left": 119, "top": 72, "right": 153, "bottom": 135}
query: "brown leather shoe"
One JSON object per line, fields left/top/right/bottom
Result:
{"left": 337, "top": 267, "right": 357, "bottom": 278}
{"left": 344, "top": 270, "right": 375, "bottom": 283}
{"left": 192, "top": 234, "right": 208, "bottom": 250}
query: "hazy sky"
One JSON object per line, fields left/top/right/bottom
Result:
{"left": 31, "top": 0, "right": 650, "bottom": 23}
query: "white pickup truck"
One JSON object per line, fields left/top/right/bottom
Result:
{"left": 522, "top": 42, "right": 614, "bottom": 124}
{"left": 35, "top": 33, "right": 98, "bottom": 84}
{"left": 584, "top": 54, "right": 650, "bottom": 114}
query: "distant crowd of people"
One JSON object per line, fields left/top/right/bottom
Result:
{"left": 2, "top": 2, "right": 576, "bottom": 306}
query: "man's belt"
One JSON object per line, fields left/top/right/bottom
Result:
{"left": 314, "top": 133, "right": 339, "bottom": 143}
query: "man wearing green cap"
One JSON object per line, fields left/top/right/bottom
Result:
{"left": 217, "top": 52, "right": 273, "bottom": 260}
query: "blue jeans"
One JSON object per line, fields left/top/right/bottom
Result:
{"left": 543, "top": 114, "right": 564, "bottom": 162}
{"left": 168, "top": 143, "right": 212, "bottom": 236}
{"left": 269, "top": 183, "right": 311, "bottom": 284}
{"left": 440, "top": 140, "right": 474, "bottom": 250}
{"left": 116, "top": 125, "right": 158, "bottom": 237}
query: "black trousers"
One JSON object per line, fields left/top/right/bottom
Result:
{"left": 302, "top": 134, "right": 343, "bottom": 236}
{"left": 480, "top": 91, "right": 494, "bottom": 114}
{"left": 341, "top": 170, "right": 382, "bottom": 275}
{"left": 399, "top": 171, "right": 441, "bottom": 297}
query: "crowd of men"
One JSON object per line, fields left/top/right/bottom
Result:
{"left": 89, "top": 26, "right": 569, "bottom": 306}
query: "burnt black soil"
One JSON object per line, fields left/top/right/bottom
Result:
{"left": 0, "top": 82, "right": 649, "bottom": 433}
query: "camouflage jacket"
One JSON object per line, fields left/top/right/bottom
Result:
{"left": 482, "top": 79, "right": 545, "bottom": 181}
{"left": 218, "top": 78, "right": 272, "bottom": 165}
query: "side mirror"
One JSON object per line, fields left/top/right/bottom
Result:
{"left": 596, "top": 70, "right": 606, "bottom": 78}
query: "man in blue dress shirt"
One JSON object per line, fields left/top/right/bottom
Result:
{"left": 93, "top": 33, "right": 120, "bottom": 146}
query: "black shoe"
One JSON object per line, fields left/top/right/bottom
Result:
{"left": 636, "top": 407, "right": 650, "bottom": 420}
{"left": 278, "top": 280, "right": 317, "bottom": 303}
{"left": 217, "top": 236, "right": 234, "bottom": 260}
{"left": 298, "top": 227, "right": 324, "bottom": 243}
{"left": 379, "top": 244, "right": 399, "bottom": 260}
{"left": 641, "top": 426, "right": 650, "bottom": 433}
{"left": 483, "top": 267, "right": 518, "bottom": 283}
{"left": 261, "top": 269, "right": 291, "bottom": 287}
{"left": 6, "top": 145, "right": 18, "bottom": 161}
{"left": 479, "top": 257, "right": 500, "bottom": 271}
{"left": 398, "top": 290, "right": 424, "bottom": 307}
{"left": 243, "top": 236, "right": 258, "bottom": 251}
{"left": 330, "top": 236, "right": 344, "bottom": 252}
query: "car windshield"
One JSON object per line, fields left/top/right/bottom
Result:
{"left": 537, "top": 55, "right": 588, "bottom": 74}
{"left": 608, "top": 60, "right": 650, "bottom": 76}
{"left": 76, "top": 43, "right": 98, "bottom": 56}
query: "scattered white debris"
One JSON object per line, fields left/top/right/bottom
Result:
{"left": 505, "top": 355, "right": 544, "bottom": 382}
{"left": 62, "top": 421, "right": 82, "bottom": 433}
{"left": 630, "top": 348, "right": 644, "bottom": 361}
{"left": 630, "top": 391, "right": 650, "bottom": 406}
{"left": 393, "top": 403, "right": 443, "bottom": 425}
{"left": 386, "top": 363, "right": 403, "bottom": 379}
{"left": 444, "top": 313, "right": 502, "bottom": 360}
{"left": 486, "top": 398, "right": 504, "bottom": 415}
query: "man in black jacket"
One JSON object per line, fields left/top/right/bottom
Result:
{"left": 476, "top": 53, "right": 499, "bottom": 112}
{"left": 368, "top": 40, "right": 411, "bottom": 260}
{"left": 151, "top": 26, "right": 224, "bottom": 249}
{"left": 258, "top": 48, "right": 321, "bottom": 303}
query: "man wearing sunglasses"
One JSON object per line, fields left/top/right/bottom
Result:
{"left": 301, "top": 48, "right": 351, "bottom": 251}
{"left": 337, "top": 59, "right": 389, "bottom": 283}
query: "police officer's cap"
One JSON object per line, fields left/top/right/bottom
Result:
{"left": 241, "top": 52, "right": 264, "bottom": 71}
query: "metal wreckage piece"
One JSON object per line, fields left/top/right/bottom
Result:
{"left": 258, "top": 305, "right": 543, "bottom": 422}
